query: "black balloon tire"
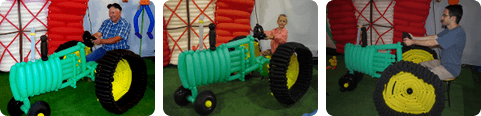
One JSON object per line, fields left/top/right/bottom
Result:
{"left": 373, "top": 60, "right": 445, "bottom": 116}
{"left": 95, "top": 49, "right": 148, "bottom": 114}
{"left": 268, "top": 42, "right": 313, "bottom": 104}
{"left": 27, "top": 101, "right": 50, "bottom": 116}
{"left": 194, "top": 90, "right": 217, "bottom": 115}
{"left": 174, "top": 86, "right": 192, "bottom": 106}
{"left": 8, "top": 97, "right": 25, "bottom": 116}
{"left": 338, "top": 72, "right": 359, "bottom": 92}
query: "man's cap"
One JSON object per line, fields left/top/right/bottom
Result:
{"left": 107, "top": 3, "right": 122, "bottom": 11}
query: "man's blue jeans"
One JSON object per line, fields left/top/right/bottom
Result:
{"left": 86, "top": 47, "right": 107, "bottom": 62}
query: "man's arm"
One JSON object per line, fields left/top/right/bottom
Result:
{"left": 407, "top": 34, "right": 441, "bottom": 48}
{"left": 99, "top": 36, "right": 122, "bottom": 44}
{"left": 411, "top": 34, "right": 438, "bottom": 40}
{"left": 414, "top": 39, "right": 438, "bottom": 47}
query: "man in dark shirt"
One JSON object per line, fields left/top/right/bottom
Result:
{"left": 404, "top": 5, "right": 465, "bottom": 80}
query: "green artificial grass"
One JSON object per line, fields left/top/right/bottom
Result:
{"left": 326, "top": 55, "right": 481, "bottom": 116}
{"left": 163, "top": 64, "right": 319, "bottom": 116}
{"left": 0, "top": 59, "right": 155, "bottom": 116}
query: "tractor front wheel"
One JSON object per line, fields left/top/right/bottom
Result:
{"left": 27, "top": 101, "right": 50, "bottom": 116}
{"left": 194, "top": 90, "right": 216, "bottom": 115}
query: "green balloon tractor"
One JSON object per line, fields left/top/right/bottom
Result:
{"left": 173, "top": 24, "right": 314, "bottom": 115}
{"left": 7, "top": 33, "right": 147, "bottom": 116}
{"left": 338, "top": 29, "right": 439, "bottom": 92}
{"left": 337, "top": 27, "right": 446, "bottom": 116}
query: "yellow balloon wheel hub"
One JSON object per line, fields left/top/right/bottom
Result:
{"left": 205, "top": 100, "right": 212, "bottom": 108}
{"left": 112, "top": 59, "right": 132, "bottom": 101}
{"left": 38, "top": 113, "right": 44, "bottom": 116}
{"left": 85, "top": 46, "right": 92, "bottom": 55}
{"left": 344, "top": 83, "right": 349, "bottom": 88}
{"left": 402, "top": 49, "right": 434, "bottom": 64}
{"left": 383, "top": 71, "right": 436, "bottom": 114}
{"left": 286, "top": 54, "right": 299, "bottom": 89}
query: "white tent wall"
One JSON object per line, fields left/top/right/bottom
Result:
{"left": 0, "top": 0, "right": 49, "bottom": 72}
{"left": 162, "top": 0, "right": 215, "bottom": 65}
{"left": 353, "top": 0, "right": 394, "bottom": 46}
{"left": 83, "top": 0, "right": 155, "bottom": 57}
{"left": 425, "top": 0, "right": 481, "bottom": 66}
{"left": 251, "top": 0, "right": 318, "bottom": 56}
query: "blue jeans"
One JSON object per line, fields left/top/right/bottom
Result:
{"left": 86, "top": 47, "right": 107, "bottom": 62}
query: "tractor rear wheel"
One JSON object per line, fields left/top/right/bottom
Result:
{"left": 373, "top": 60, "right": 445, "bottom": 116}
{"left": 95, "top": 49, "right": 147, "bottom": 114}
{"left": 269, "top": 42, "right": 313, "bottom": 104}
{"left": 402, "top": 45, "right": 438, "bottom": 64}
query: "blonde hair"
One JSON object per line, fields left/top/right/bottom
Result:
{"left": 277, "top": 14, "right": 287, "bottom": 23}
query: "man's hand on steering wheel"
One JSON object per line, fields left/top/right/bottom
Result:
{"left": 93, "top": 38, "right": 102, "bottom": 45}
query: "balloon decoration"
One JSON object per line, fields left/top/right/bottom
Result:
{"left": 47, "top": 0, "right": 89, "bottom": 54}
{"left": 327, "top": 0, "right": 431, "bottom": 54}
{"left": 134, "top": 0, "right": 155, "bottom": 39}
{"left": 163, "top": 17, "right": 171, "bottom": 67}
{"left": 448, "top": 0, "right": 459, "bottom": 5}
{"left": 214, "top": 0, "right": 255, "bottom": 46}
{"left": 327, "top": 0, "right": 357, "bottom": 53}
{"left": 134, "top": 0, "right": 154, "bottom": 56}
{"left": 393, "top": 0, "right": 432, "bottom": 49}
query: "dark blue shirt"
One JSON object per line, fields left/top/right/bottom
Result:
{"left": 436, "top": 26, "right": 466, "bottom": 77}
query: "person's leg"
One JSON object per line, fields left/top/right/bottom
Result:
{"left": 86, "top": 47, "right": 107, "bottom": 62}
{"left": 419, "top": 59, "right": 440, "bottom": 70}
{"left": 430, "top": 65, "right": 455, "bottom": 80}
{"left": 85, "top": 47, "right": 107, "bottom": 82}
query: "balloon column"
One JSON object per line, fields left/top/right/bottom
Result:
{"left": 47, "top": 0, "right": 89, "bottom": 55}
{"left": 214, "top": 0, "right": 255, "bottom": 46}
{"left": 327, "top": 0, "right": 357, "bottom": 54}
{"left": 164, "top": 17, "right": 171, "bottom": 66}
{"left": 448, "top": 0, "right": 459, "bottom": 5}
{"left": 393, "top": 0, "right": 431, "bottom": 46}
